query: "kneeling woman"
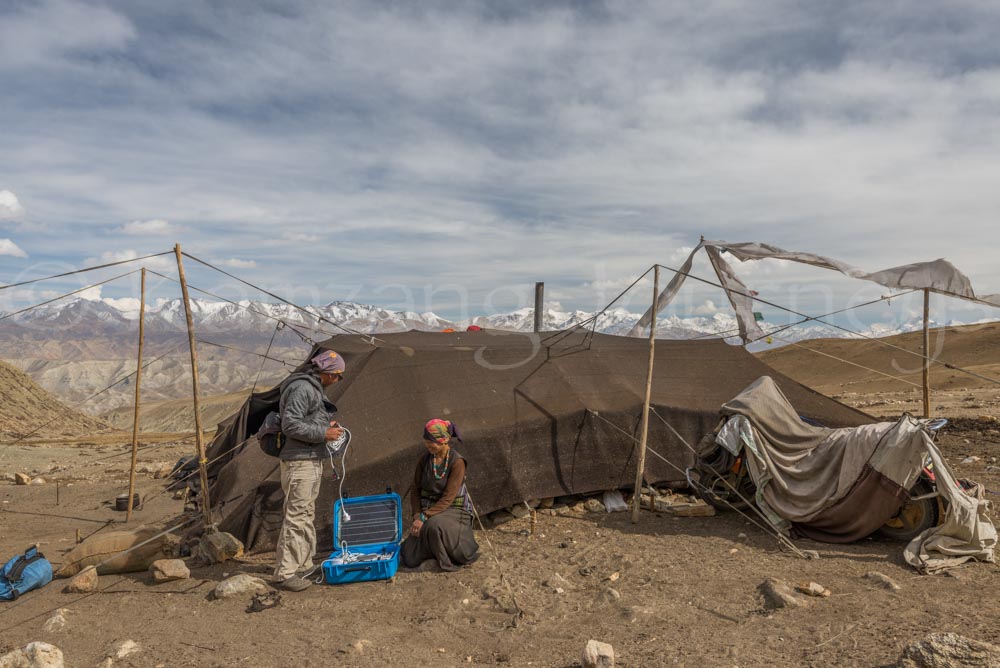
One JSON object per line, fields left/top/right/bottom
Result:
{"left": 402, "top": 419, "right": 480, "bottom": 571}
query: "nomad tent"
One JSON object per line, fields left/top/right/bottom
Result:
{"left": 203, "top": 328, "right": 871, "bottom": 552}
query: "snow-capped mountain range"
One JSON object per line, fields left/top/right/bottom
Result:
{"left": 3, "top": 295, "right": 994, "bottom": 415}
{"left": 3, "top": 295, "right": 991, "bottom": 347}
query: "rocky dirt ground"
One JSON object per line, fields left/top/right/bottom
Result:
{"left": 2, "top": 410, "right": 1000, "bottom": 667}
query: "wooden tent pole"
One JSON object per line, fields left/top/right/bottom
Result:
{"left": 632, "top": 265, "right": 659, "bottom": 524}
{"left": 174, "top": 244, "right": 214, "bottom": 531}
{"left": 534, "top": 282, "right": 545, "bottom": 333}
{"left": 125, "top": 268, "right": 147, "bottom": 523}
{"left": 923, "top": 288, "right": 931, "bottom": 419}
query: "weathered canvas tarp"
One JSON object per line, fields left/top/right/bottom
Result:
{"left": 719, "top": 376, "right": 996, "bottom": 565}
{"left": 204, "top": 330, "right": 872, "bottom": 552}
{"left": 631, "top": 240, "right": 1000, "bottom": 341}
{"left": 904, "top": 444, "right": 997, "bottom": 573}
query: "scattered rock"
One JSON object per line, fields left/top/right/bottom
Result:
{"left": 350, "top": 639, "right": 371, "bottom": 654}
{"left": 597, "top": 587, "right": 621, "bottom": 604}
{"left": 213, "top": 574, "right": 269, "bottom": 600}
{"left": 662, "top": 500, "right": 716, "bottom": 517}
{"left": 0, "top": 642, "right": 64, "bottom": 668}
{"left": 14, "top": 473, "right": 31, "bottom": 485}
{"left": 63, "top": 566, "right": 98, "bottom": 594}
{"left": 801, "top": 550, "right": 821, "bottom": 560}
{"left": 106, "top": 640, "right": 140, "bottom": 660}
{"left": 864, "top": 571, "right": 901, "bottom": 591}
{"left": 602, "top": 490, "right": 628, "bottom": 512}
{"left": 537, "top": 497, "right": 554, "bottom": 509}
{"left": 556, "top": 503, "right": 586, "bottom": 516}
{"left": 604, "top": 572, "right": 620, "bottom": 583}
{"left": 543, "top": 573, "right": 573, "bottom": 591}
{"left": 41, "top": 610, "right": 68, "bottom": 633}
{"left": 759, "top": 578, "right": 808, "bottom": 610}
{"left": 961, "top": 456, "right": 980, "bottom": 465}
{"left": 582, "top": 639, "right": 615, "bottom": 668}
{"left": 489, "top": 510, "right": 516, "bottom": 526}
{"left": 525, "top": 499, "right": 542, "bottom": 509}
{"left": 97, "top": 659, "right": 113, "bottom": 668}
{"left": 29, "top": 477, "right": 46, "bottom": 486}
{"left": 194, "top": 531, "right": 244, "bottom": 564}
{"left": 895, "top": 632, "right": 1000, "bottom": 668}
{"left": 172, "top": 489, "right": 187, "bottom": 500}
{"left": 509, "top": 504, "right": 531, "bottom": 519}
{"left": 796, "top": 582, "right": 831, "bottom": 598}
{"left": 149, "top": 559, "right": 190, "bottom": 583}
{"left": 584, "top": 498, "right": 606, "bottom": 513}
{"left": 728, "top": 548, "right": 739, "bottom": 555}
{"left": 152, "top": 464, "right": 175, "bottom": 479}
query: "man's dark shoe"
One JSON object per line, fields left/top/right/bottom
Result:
{"left": 277, "top": 575, "right": 312, "bottom": 592}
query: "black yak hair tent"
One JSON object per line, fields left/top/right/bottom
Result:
{"left": 203, "top": 328, "right": 872, "bottom": 552}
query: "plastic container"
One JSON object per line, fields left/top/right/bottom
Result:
{"left": 322, "top": 491, "right": 401, "bottom": 585}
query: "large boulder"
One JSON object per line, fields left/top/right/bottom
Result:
{"left": 194, "top": 532, "right": 244, "bottom": 564}
{"left": 896, "top": 633, "right": 1000, "bottom": 667}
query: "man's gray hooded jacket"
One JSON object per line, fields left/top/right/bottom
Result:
{"left": 278, "top": 371, "right": 331, "bottom": 461}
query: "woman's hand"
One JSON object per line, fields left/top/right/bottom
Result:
{"left": 411, "top": 518, "right": 424, "bottom": 537}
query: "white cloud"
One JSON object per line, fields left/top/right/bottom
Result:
{"left": 692, "top": 300, "right": 720, "bottom": 316}
{"left": 282, "top": 233, "right": 320, "bottom": 243}
{"left": 0, "top": 238, "right": 27, "bottom": 257}
{"left": 0, "top": 190, "right": 25, "bottom": 220}
{"left": 2, "top": 3, "right": 1000, "bottom": 318}
{"left": 121, "top": 219, "right": 174, "bottom": 235}
{"left": 218, "top": 258, "right": 257, "bottom": 269}
{"left": 85, "top": 249, "right": 173, "bottom": 271}
{"left": 0, "top": 0, "right": 135, "bottom": 68}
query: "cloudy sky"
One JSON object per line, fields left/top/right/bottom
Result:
{"left": 2, "top": 0, "right": 999, "bottom": 326}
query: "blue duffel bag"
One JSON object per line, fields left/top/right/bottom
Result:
{"left": 1, "top": 546, "right": 53, "bottom": 601}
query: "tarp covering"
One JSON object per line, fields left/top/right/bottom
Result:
{"left": 719, "top": 377, "right": 996, "bottom": 565}
{"left": 631, "top": 240, "right": 1000, "bottom": 341}
{"left": 204, "top": 330, "right": 872, "bottom": 552}
{"left": 904, "top": 444, "right": 997, "bottom": 573}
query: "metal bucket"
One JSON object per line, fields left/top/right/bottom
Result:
{"left": 115, "top": 493, "right": 140, "bottom": 511}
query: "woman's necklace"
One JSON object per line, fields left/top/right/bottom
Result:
{"left": 432, "top": 449, "right": 451, "bottom": 480}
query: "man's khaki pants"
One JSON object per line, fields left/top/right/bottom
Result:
{"left": 274, "top": 459, "right": 323, "bottom": 581}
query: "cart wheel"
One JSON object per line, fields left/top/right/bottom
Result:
{"left": 875, "top": 479, "right": 940, "bottom": 541}
{"left": 692, "top": 468, "right": 755, "bottom": 512}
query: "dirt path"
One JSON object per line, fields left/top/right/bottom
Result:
{"left": 3, "top": 425, "right": 1000, "bottom": 667}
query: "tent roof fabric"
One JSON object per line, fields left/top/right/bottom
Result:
{"left": 205, "top": 329, "right": 872, "bottom": 551}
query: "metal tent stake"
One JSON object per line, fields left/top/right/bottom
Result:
{"left": 126, "top": 267, "right": 147, "bottom": 523}
{"left": 632, "top": 265, "right": 659, "bottom": 524}
{"left": 174, "top": 244, "right": 214, "bottom": 531}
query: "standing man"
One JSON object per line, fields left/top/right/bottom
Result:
{"left": 274, "top": 350, "right": 345, "bottom": 591}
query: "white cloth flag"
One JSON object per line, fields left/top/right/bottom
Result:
{"left": 633, "top": 239, "right": 1000, "bottom": 344}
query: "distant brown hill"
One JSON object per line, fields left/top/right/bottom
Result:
{"left": 0, "top": 359, "right": 114, "bottom": 440}
{"left": 101, "top": 388, "right": 257, "bottom": 434}
{"left": 758, "top": 322, "right": 1000, "bottom": 397}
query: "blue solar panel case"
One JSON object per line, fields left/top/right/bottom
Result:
{"left": 322, "top": 492, "right": 402, "bottom": 585}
